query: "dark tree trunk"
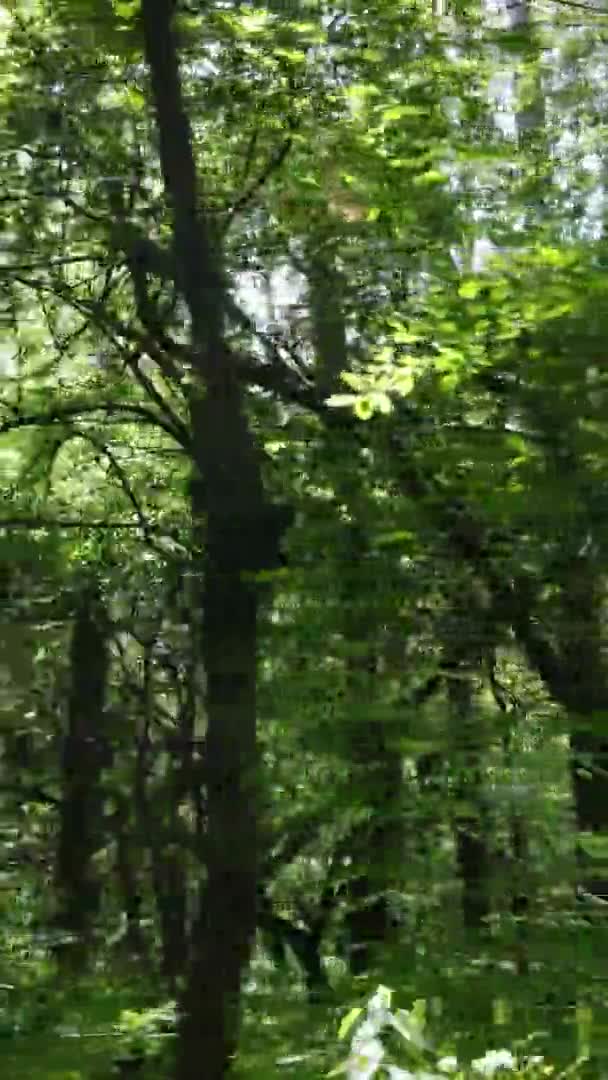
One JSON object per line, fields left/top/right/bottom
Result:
{"left": 443, "top": 611, "right": 493, "bottom": 934}
{"left": 408, "top": 472, "right": 608, "bottom": 910}
{"left": 450, "top": 672, "right": 492, "bottom": 933}
{"left": 338, "top": 529, "right": 404, "bottom": 974}
{"left": 156, "top": 847, "right": 187, "bottom": 989}
{"left": 507, "top": 562, "right": 608, "bottom": 901}
{"left": 55, "top": 583, "right": 109, "bottom": 973}
{"left": 156, "top": 693, "right": 196, "bottom": 988}
{"left": 344, "top": 881, "right": 399, "bottom": 976}
{"left": 508, "top": 809, "right": 530, "bottom": 975}
{"left": 134, "top": 646, "right": 186, "bottom": 991}
{"left": 491, "top": 669, "right": 532, "bottom": 972}
{"left": 307, "top": 250, "right": 405, "bottom": 975}
{"left": 177, "top": 493, "right": 262, "bottom": 1075}
{"left": 140, "top": 4, "right": 289, "bottom": 1075}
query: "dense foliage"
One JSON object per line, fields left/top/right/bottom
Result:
{"left": 2, "top": 0, "right": 608, "bottom": 1077}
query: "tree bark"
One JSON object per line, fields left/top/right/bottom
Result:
{"left": 307, "top": 250, "right": 404, "bottom": 973}
{"left": 395, "top": 466, "right": 608, "bottom": 906}
{"left": 55, "top": 582, "right": 109, "bottom": 973}
{"left": 441, "top": 601, "right": 493, "bottom": 934}
{"left": 140, "top": 3, "right": 288, "bottom": 1075}
{"left": 490, "top": 557, "right": 608, "bottom": 899}
{"left": 449, "top": 666, "right": 493, "bottom": 933}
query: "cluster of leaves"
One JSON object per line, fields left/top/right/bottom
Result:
{"left": 332, "top": 988, "right": 576, "bottom": 1080}
{"left": 112, "top": 1001, "right": 177, "bottom": 1066}
{"left": 3, "top": 0, "right": 608, "bottom": 1077}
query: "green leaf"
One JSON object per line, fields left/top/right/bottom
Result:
{"left": 373, "top": 345, "right": 394, "bottom": 364}
{"left": 237, "top": 11, "right": 271, "bottom": 34}
{"left": 113, "top": 0, "right": 139, "bottom": 19}
{"left": 274, "top": 47, "right": 307, "bottom": 64}
{"left": 374, "top": 985, "right": 393, "bottom": 1010}
{"left": 395, "top": 373, "right": 415, "bottom": 396}
{"left": 390, "top": 1004, "right": 429, "bottom": 1050}
{"left": 338, "top": 1007, "right": 364, "bottom": 1040}
{"left": 326, "top": 393, "right": 357, "bottom": 409}
{"left": 373, "top": 531, "right": 415, "bottom": 547}
{"left": 458, "top": 279, "right": 485, "bottom": 300}
{"left": 382, "top": 104, "right": 429, "bottom": 122}
{"left": 413, "top": 170, "right": 448, "bottom": 186}
{"left": 354, "top": 397, "right": 375, "bottom": 420}
{"left": 392, "top": 329, "right": 422, "bottom": 345}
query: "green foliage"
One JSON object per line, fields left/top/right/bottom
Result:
{"left": 330, "top": 987, "right": 583, "bottom": 1080}
{"left": 3, "top": 0, "right": 608, "bottom": 1077}
{"left": 113, "top": 1001, "right": 176, "bottom": 1065}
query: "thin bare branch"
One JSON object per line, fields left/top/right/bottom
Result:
{"left": 224, "top": 132, "right": 295, "bottom": 233}
{"left": 7, "top": 273, "right": 191, "bottom": 447}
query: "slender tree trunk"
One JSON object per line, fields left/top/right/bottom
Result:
{"left": 132, "top": 641, "right": 185, "bottom": 989}
{"left": 55, "top": 583, "right": 109, "bottom": 973}
{"left": 333, "top": 526, "right": 403, "bottom": 972}
{"left": 490, "top": 664, "right": 531, "bottom": 970}
{"left": 158, "top": 695, "right": 197, "bottom": 988}
{"left": 442, "top": 602, "right": 493, "bottom": 934}
{"left": 448, "top": 665, "right": 493, "bottom": 933}
{"left": 307, "top": 250, "right": 404, "bottom": 973}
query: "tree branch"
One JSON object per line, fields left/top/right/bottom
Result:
{"left": 10, "top": 272, "right": 190, "bottom": 446}
{"left": 65, "top": 426, "right": 158, "bottom": 546}
{"left": 0, "top": 517, "right": 171, "bottom": 530}
{"left": 224, "top": 131, "right": 295, "bottom": 233}
{"left": 0, "top": 254, "right": 109, "bottom": 274}
{"left": 0, "top": 400, "right": 190, "bottom": 448}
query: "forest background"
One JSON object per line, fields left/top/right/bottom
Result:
{"left": 2, "top": 0, "right": 608, "bottom": 1078}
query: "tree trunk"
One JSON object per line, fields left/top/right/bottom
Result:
{"left": 133, "top": 641, "right": 187, "bottom": 990}
{"left": 339, "top": 528, "right": 404, "bottom": 974}
{"left": 449, "top": 666, "right": 493, "bottom": 933}
{"left": 307, "top": 244, "right": 404, "bottom": 974}
{"left": 408, "top": 479, "right": 608, "bottom": 908}
{"left": 55, "top": 582, "right": 109, "bottom": 973}
{"left": 140, "top": 4, "right": 289, "bottom": 1075}
{"left": 507, "top": 561, "right": 608, "bottom": 900}
{"left": 442, "top": 604, "right": 493, "bottom": 934}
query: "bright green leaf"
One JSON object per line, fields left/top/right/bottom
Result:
{"left": 458, "top": 279, "right": 485, "bottom": 300}
{"left": 413, "top": 170, "right": 448, "bottom": 186}
{"left": 381, "top": 104, "right": 429, "bottom": 122}
{"left": 395, "top": 373, "right": 415, "bottom": 396}
{"left": 354, "top": 397, "right": 375, "bottom": 420}
{"left": 338, "top": 1006, "right": 364, "bottom": 1040}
